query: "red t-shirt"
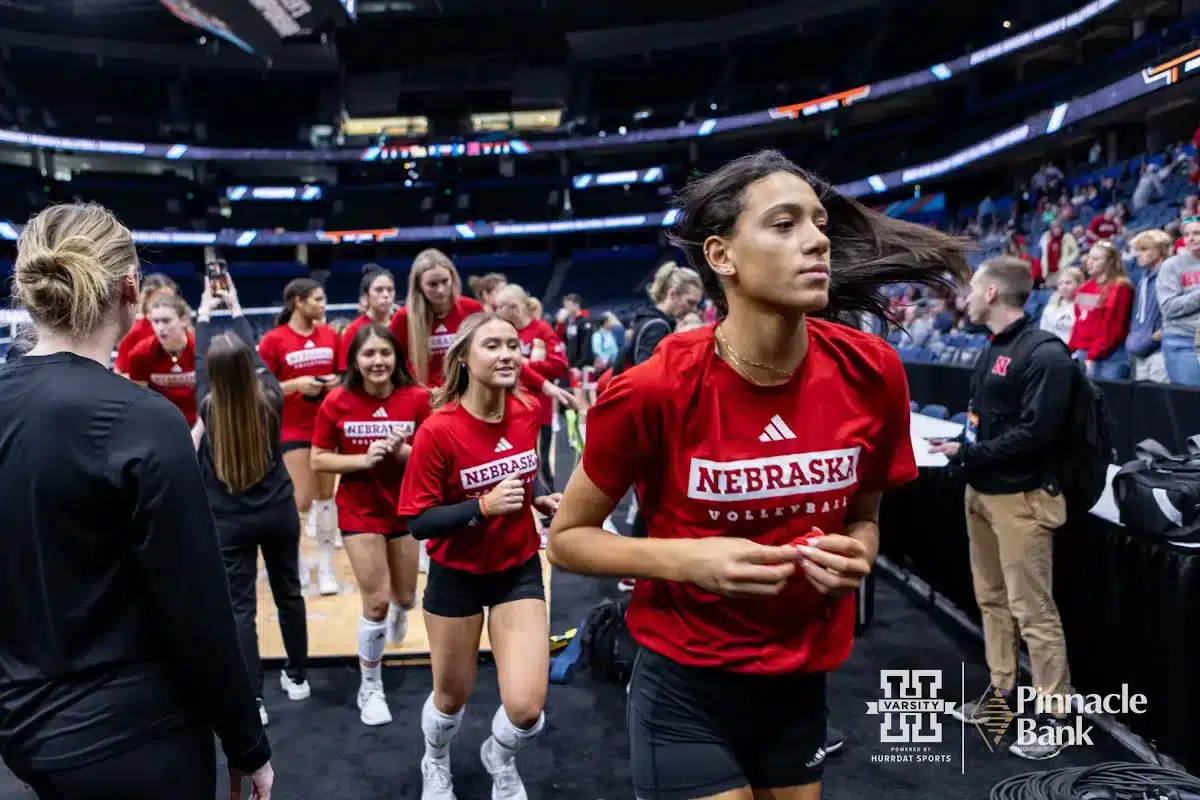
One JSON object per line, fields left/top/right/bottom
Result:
{"left": 1088, "top": 216, "right": 1117, "bottom": 241}
{"left": 127, "top": 333, "right": 198, "bottom": 426}
{"left": 595, "top": 367, "right": 615, "bottom": 397}
{"left": 312, "top": 384, "right": 431, "bottom": 534}
{"left": 114, "top": 317, "right": 155, "bottom": 374}
{"left": 337, "top": 315, "right": 372, "bottom": 371}
{"left": 396, "top": 393, "right": 542, "bottom": 574}
{"left": 515, "top": 318, "right": 568, "bottom": 426}
{"left": 582, "top": 320, "right": 916, "bottom": 675}
{"left": 1068, "top": 278, "right": 1134, "bottom": 361}
{"left": 389, "top": 296, "right": 485, "bottom": 387}
{"left": 258, "top": 324, "right": 340, "bottom": 443}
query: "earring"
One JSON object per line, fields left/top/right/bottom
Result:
{"left": 713, "top": 268, "right": 734, "bottom": 276}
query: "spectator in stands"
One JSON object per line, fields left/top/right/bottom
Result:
{"left": 590, "top": 312, "right": 621, "bottom": 371}
{"left": 1125, "top": 229, "right": 1172, "bottom": 384}
{"left": 0, "top": 202, "right": 274, "bottom": 798}
{"left": 1037, "top": 221, "right": 1078, "bottom": 286}
{"left": 1133, "top": 162, "right": 1167, "bottom": 211}
{"left": 1069, "top": 241, "right": 1134, "bottom": 380}
{"left": 1086, "top": 206, "right": 1119, "bottom": 244}
{"left": 113, "top": 273, "right": 177, "bottom": 377}
{"left": 610, "top": 262, "right": 703, "bottom": 378}
{"left": 1166, "top": 219, "right": 1186, "bottom": 256}
{"left": 1094, "top": 176, "right": 1116, "bottom": 209}
{"left": 1156, "top": 215, "right": 1200, "bottom": 386}
{"left": 1038, "top": 266, "right": 1083, "bottom": 345}
{"left": 930, "top": 256, "right": 1076, "bottom": 760}
{"left": 467, "top": 272, "right": 508, "bottom": 313}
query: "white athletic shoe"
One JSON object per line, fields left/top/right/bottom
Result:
{"left": 334, "top": 530, "right": 344, "bottom": 550}
{"left": 386, "top": 604, "right": 409, "bottom": 644}
{"left": 280, "top": 671, "right": 310, "bottom": 700}
{"left": 357, "top": 679, "right": 392, "bottom": 726}
{"left": 480, "top": 737, "right": 527, "bottom": 800}
{"left": 420, "top": 755, "right": 456, "bottom": 800}
{"left": 316, "top": 557, "right": 339, "bottom": 596}
{"left": 258, "top": 699, "right": 269, "bottom": 727}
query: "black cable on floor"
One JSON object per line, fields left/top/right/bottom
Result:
{"left": 991, "top": 762, "right": 1200, "bottom": 800}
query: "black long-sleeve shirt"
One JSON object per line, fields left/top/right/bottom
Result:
{"left": 951, "top": 315, "right": 1077, "bottom": 494}
{"left": 0, "top": 351, "right": 270, "bottom": 775}
{"left": 194, "top": 315, "right": 293, "bottom": 518}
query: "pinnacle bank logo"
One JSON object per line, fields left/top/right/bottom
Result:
{"left": 686, "top": 446, "right": 860, "bottom": 503}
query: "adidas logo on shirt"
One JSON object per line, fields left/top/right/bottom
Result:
{"left": 494, "top": 437, "right": 514, "bottom": 453}
{"left": 435, "top": 324, "right": 448, "bottom": 333}
{"left": 373, "top": 407, "right": 388, "bottom": 419}
{"left": 304, "top": 340, "right": 315, "bottom": 349}
{"left": 758, "top": 414, "right": 797, "bottom": 443}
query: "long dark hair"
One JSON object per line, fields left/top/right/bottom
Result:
{"left": 276, "top": 278, "right": 322, "bottom": 327}
{"left": 344, "top": 323, "right": 416, "bottom": 394}
{"left": 205, "top": 331, "right": 277, "bottom": 493}
{"left": 667, "top": 149, "right": 970, "bottom": 325}
{"left": 360, "top": 268, "right": 395, "bottom": 298}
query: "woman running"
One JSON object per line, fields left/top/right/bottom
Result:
{"left": 193, "top": 276, "right": 309, "bottom": 729}
{"left": 113, "top": 273, "right": 176, "bottom": 376}
{"left": 127, "top": 294, "right": 198, "bottom": 426}
{"left": 312, "top": 324, "right": 428, "bottom": 727}
{"left": 549, "top": 149, "right": 967, "bottom": 800}
{"left": 258, "top": 278, "right": 341, "bottom": 595}
{"left": 390, "top": 249, "right": 484, "bottom": 387}
{"left": 494, "top": 283, "right": 568, "bottom": 491}
{"left": 397, "top": 313, "right": 560, "bottom": 800}
{"left": 0, "top": 202, "right": 273, "bottom": 800}
{"left": 338, "top": 268, "right": 397, "bottom": 370}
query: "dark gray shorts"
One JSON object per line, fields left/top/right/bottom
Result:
{"left": 628, "top": 647, "right": 828, "bottom": 799}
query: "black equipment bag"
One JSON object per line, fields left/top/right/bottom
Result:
{"left": 1111, "top": 437, "right": 1200, "bottom": 542}
{"left": 578, "top": 596, "right": 638, "bottom": 686}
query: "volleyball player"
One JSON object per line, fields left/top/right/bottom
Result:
{"left": 467, "top": 272, "right": 508, "bottom": 312}
{"left": 389, "top": 249, "right": 484, "bottom": 387}
{"left": 258, "top": 278, "right": 341, "bottom": 595}
{"left": 113, "top": 273, "right": 176, "bottom": 376}
{"left": 0, "top": 203, "right": 274, "bottom": 799}
{"left": 127, "top": 294, "right": 198, "bottom": 426}
{"left": 549, "top": 149, "right": 967, "bottom": 800}
{"left": 397, "top": 313, "right": 560, "bottom": 800}
{"left": 494, "top": 283, "right": 568, "bottom": 490}
{"left": 338, "top": 268, "right": 397, "bottom": 370}
{"left": 312, "top": 324, "right": 429, "bottom": 727}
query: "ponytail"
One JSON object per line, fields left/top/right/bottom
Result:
{"left": 277, "top": 277, "right": 321, "bottom": 327}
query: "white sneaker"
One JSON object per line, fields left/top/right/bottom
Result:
{"left": 420, "top": 755, "right": 456, "bottom": 800}
{"left": 258, "top": 699, "right": 269, "bottom": 727}
{"left": 334, "top": 530, "right": 343, "bottom": 550}
{"left": 357, "top": 679, "right": 392, "bottom": 726}
{"left": 280, "top": 671, "right": 310, "bottom": 700}
{"left": 386, "top": 605, "right": 409, "bottom": 644}
{"left": 316, "top": 557, "right": 339, "bottom": 596}
{"left": 480, "top": 737, "right": 527, "bottom": 800}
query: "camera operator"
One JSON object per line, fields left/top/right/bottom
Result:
{"left": 929, "top": 256, "right": 1076, "bottom": 760}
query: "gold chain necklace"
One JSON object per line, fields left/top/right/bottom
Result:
{"left": 714, "top": 324, "right": 795, "bottom": 378}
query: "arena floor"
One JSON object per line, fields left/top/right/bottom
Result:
{"left": 0, "top": 440, "right": 1139, "bottom": 799}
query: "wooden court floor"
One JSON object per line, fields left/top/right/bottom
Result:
{"left": 255, "top": 532, "right": 552, "bottom": 665}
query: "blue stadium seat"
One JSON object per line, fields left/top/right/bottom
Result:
{"left": 920, "top": 404, "right": 949, "bottom": 420}
{"left": 950, "top": 411, "right": 969, "bottom": 425}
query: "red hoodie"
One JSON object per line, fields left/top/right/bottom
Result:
{"left": 1068, "top": 278, "right": 1133, "bottom": 361}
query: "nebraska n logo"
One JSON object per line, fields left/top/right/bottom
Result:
{"left": 759, "top": 414, "right": 796, "bottom": 443}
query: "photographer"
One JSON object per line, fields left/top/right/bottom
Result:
{"left": 930, "top": 257, "right": 1076, "bottom": 760}
{"left": 194, "top": 277, "right": 310, "bottom": 731}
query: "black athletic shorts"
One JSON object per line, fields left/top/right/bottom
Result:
{"left": 628, "top": 647, "right": 828, "bottom": 799}
{"left": 342, "top": 529, "right": 408, "bottom": 541}
{"left": 281, "top": 440, "right": 311, "bottom": 454}
{"left": 423, "top": 553, "right": 545, "bottom": 618}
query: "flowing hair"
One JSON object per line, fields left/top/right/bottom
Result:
{"left": 667, "top": 149, "right": 971, "bottom": 326}
{"left": 406, "top": 248, "right": 462, "bottom": 385}
{"left": 205, "top": 331, "right": 276, "bottom": 493}
{"left": 430, "top": 312, "right": 529, "bottom": 410}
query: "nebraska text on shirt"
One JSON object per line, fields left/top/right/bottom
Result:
{"left": 284, "top": 347, "right": 335, "bottom": 368}
{"left": 343, "top": 420, "right": 415, "bottom": 439}
{"left": 429, "top": 333, "right": 455, "bottom": 353}
{"left": 460, "top": 449, "right": 539, "bottom": 492}
{"left": 149, "top": 371, "right": 196, "bottom": 388}
{"left": 687, "top": 447, "right": 861, "bottom": 503}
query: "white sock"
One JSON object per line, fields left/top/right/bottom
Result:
{"left": 422, "top": 693, "right": 464, "bottom": 761}
{"left": 304, "top": 509, "right": 316, "bottom": 537}
{"left": 488, "top": 705, "right": 544, "bottom": 762}
{"left": 358, "top": 616, "right": 387, "bottom": 681}
{"left": 313, "top": 499, "right": 337, "bottom": 546}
